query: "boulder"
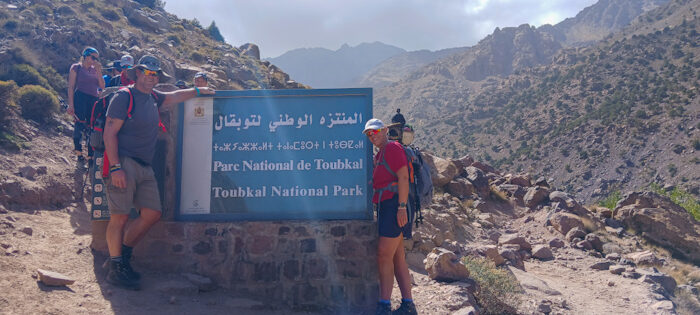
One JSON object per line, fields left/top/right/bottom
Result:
{"left": 614, "top": 192, "right": 700, "bottom": 264}
{"left": 238, "top": 43, "right": 261, "bottom": 60}
{"left": 589, "top": 261, "right": 613, "bottom": 270}
{"left": 498, "top": 234, "right": 532, "bottom": 251}
{"left": 478, "top": 245, "right": 505, "bottom": 266}
{"left": 464, "top": 167, "right": 489, "bottom": 197}
{"left": 495, "top": 184, "right": 526, "bottom": 203}
{"left": 574, "top": 240, "right": 593, "bottom": 251}
{"left": 125, "top": 9, "right": 161, "bottom": 31}
{"left": 602, "top": 243, "right": 624, "bottom": 255}
{"left": 499, "top": 245, "right": 524, "bottom": 270}
{"left": 470, "top": 161, "right": 496, "bottom": 174}
{"left": 609, "top": 265, "right": 626, "bottom": 275}
{"left": 424, "top": 247, "right": 470, "bottom": 282}
{"left": 423, "top": 154, "right": 459, "bottom": 187}
{"left": 548, "top": 238, "right": 565, "bottom": 248}
{"left": 452, "top": 155, "right": 474, "bottom": 170}
{"left": 507, "top": 173, "right": 531, "bottom": 187}
{"left": 446, "top": 178, "right": 476, "bottom": 198}
{"left": 551, "top": 213, "right": 585, "bottom": 235}
{"left": 19, "top": 166, "right": 37, "bottom": 180}
{"left": 37, "top": 269, "right": 75, "bottom": 286}
{"left": 626, "top": 251, "right": 663, "bottom": 267}
{"left": 524, "top": 186, "right": 549, "bottom": 208}
{"left": 565, "top": 227, "right": 587, "bottom": 242}
{"left": 639, "top": 268, "right": 677, "bottom": 293}
{"left": 532, "top": 245, "right": 554, "bottom": 260}
{"left": 584, "top": 233, "right": 603, "bottom": 252}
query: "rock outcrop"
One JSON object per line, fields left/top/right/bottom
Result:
{"left": 614, "top": 192, "right": 700, "bottom": 264}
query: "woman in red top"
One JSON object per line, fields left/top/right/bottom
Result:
{"left": 364, "top": 118, "right": 417, "bottom": 315}
{"left": 67, "top": 47, "right": 105, "bottom": 164}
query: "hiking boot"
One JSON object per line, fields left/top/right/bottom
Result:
{"left": 106, "top": 260, "right": 140, "bottom": 290}
{"left": 122, "top": 257, "right": 141, "bottom": 281}
{"left": 375, "top": 302, "right": 392, "bottom": 315}
{"left": 392, "top": 300, "right": 418, "bottom": 315}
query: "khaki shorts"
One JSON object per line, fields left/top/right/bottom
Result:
{"left": 106, "top": 156, "right": 162, "bottom": 215}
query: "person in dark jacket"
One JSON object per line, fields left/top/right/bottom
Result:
{"left": 391, "top": 108, "right": 406, "bottom": 126}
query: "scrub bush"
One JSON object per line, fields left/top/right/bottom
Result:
{"left": 17, "top": 85, "right": 58, "bottom": 122}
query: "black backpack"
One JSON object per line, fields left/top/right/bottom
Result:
{"left": 374, "top": 142, "right": 434, "bottom": 228}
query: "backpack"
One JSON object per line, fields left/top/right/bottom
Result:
{"left": 87, "top": 86, "right": 165, "bottom": 152}
{"left": 375, "top": 142, "right": 434, "bottom": 228}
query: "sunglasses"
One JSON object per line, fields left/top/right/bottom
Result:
{"left": 89, "top": 55, "right": 99, "bottom": 61}
{"left": 141, "top": 69, "right": 159, "bottom": 77}
{"left": 365, "top": 129, "right": 382, "bottom": 137}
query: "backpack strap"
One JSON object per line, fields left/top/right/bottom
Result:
{"left": 120, "top": 87, "right": 167, "bottom": 132}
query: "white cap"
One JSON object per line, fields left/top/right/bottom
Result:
{"left": 362, "top": 118, "right": 385, "bottom": 134}
{"left": 120, "top": 55, "right": 134, "bottom": 67}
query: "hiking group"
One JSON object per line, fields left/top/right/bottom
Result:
{"left": 67, "top": 46, "right": 430, "bottom": 314}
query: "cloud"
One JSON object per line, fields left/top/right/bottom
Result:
{"left": 164, "top": 0, "right": 597, "bottom": 58}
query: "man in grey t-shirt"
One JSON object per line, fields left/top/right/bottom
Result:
{"left": 103, "top": 55, "right": 214, "bottom": 290}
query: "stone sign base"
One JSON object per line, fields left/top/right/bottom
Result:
{"left": 91, "top": 219, "right": 378, "bottom": 311}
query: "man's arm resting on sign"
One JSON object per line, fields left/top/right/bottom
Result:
{"left": 396, "top": 165, "right": 409, "bottom": 228}
{"left": 159, "top": 87, "right": 216, "bottom": 111}
{"left": 103, "top": 117, "right": 126, "bottom": 188}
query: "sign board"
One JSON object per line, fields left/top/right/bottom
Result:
{"left": 176, "top": 89, "right": 373, "bottom": 221}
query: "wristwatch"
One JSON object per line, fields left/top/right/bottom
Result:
{"left": 399, "top": 202, "right": 407, "bottom": 208}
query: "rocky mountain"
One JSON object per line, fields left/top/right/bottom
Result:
{"left": 346, "top": 0, "right": 669, "bottom": 90}
{"left": 374, "top": 0, "right": 700, "bottom": 203}
{"left": 542, "top": 0, "right": 670, "bottom": 46}
{"left": 266, "top": 41, "right": 405, "bottom": 88}
{"left": 355, "top": 46, "right": 469, "bottom": 88}
{"left": 0, "top": 0, "right": 305, "bottom": 96}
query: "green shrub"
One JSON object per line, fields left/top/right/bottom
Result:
{"left": 3, "top": 19, "right": 18, "bottom": 30}
{"left": 191, "top": 51, "right": 205, "bottom": 63}
{"left": 38, "top": 66, "right": 65, "bottom": 95}
{"left": 598, "top": 190, "right": 622, "bottom": 210}
{"left": 650, "top": 183, "right": 700, "bottom": 221}
{"left": 17, "top": 85, "right": 58, "bottom": 122}
{"left": 167, "top": 34, "right": 182, "bottom": 45}
{"left": 2, "top": 64, "right": 50, "bottom": 89}
{"left": 99, "top": 7, "right": 120, "bottom": 21}
{"left": 462, "top": 256, "right": 521, "bottom": 315}
{"left": 0, "top": 80, "right": 19, "bottom": 123}
{"left": 31, "top": 4, "right": 52, "bottom": 17}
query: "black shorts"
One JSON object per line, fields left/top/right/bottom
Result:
{"left": 376, "top": 196, "right": 412, "bottom": 239}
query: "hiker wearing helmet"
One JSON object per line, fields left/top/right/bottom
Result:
{"left": 67, "top": 47, "right": 105, "bottom": 165}
{"left": 364, "top": 118, "right": 417, "bottom": 315}
{"left": 102, "top": 55, "right": 214, "bottom": 290}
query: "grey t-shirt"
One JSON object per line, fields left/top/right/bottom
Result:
{"left": 106, "top": 88, "right": 166, "bottom": 164}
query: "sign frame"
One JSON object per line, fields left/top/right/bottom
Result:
{"left": 175, "top": 88, "right": 374, "bottom": 222}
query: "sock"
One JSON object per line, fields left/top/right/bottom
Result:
{"left": 121, "top": 244, "right": 133, "bottom": 259}
{"left": 402, "top": 298, "right": 413, "bottom": 303}
{"left": 110, "top": 256, "right": 122, "bottom": 263}
{"left": 379, "top": 299, "right": 391, "bottom": 305}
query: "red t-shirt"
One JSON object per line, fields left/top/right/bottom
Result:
{"left": 372, "top": 141, "right": 407, "bottom": 203}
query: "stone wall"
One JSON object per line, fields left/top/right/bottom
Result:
{"left": 91, "top": 107, "right": 378, "bottom": 311}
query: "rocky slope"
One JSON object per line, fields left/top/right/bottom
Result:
{"left": 359, "top": 0, "right": 667, "bottom": 90}
{"left": 0, "top": 0, "right": 305, "bottom": 95}
{"left": 374, "top": 0, "right": 700, "bottom": 203}
{"left": 266, "top": 42, "right": 406, "bottom": 88}
{"left": 542, "top": 0, "right": 670, "bottom": 46}
{"left": 355, "top": 46, "right": 469, "bottom": 88}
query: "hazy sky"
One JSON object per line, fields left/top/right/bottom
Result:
{"left": 164, "top": 0, "right": 598, "bottom": 58}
